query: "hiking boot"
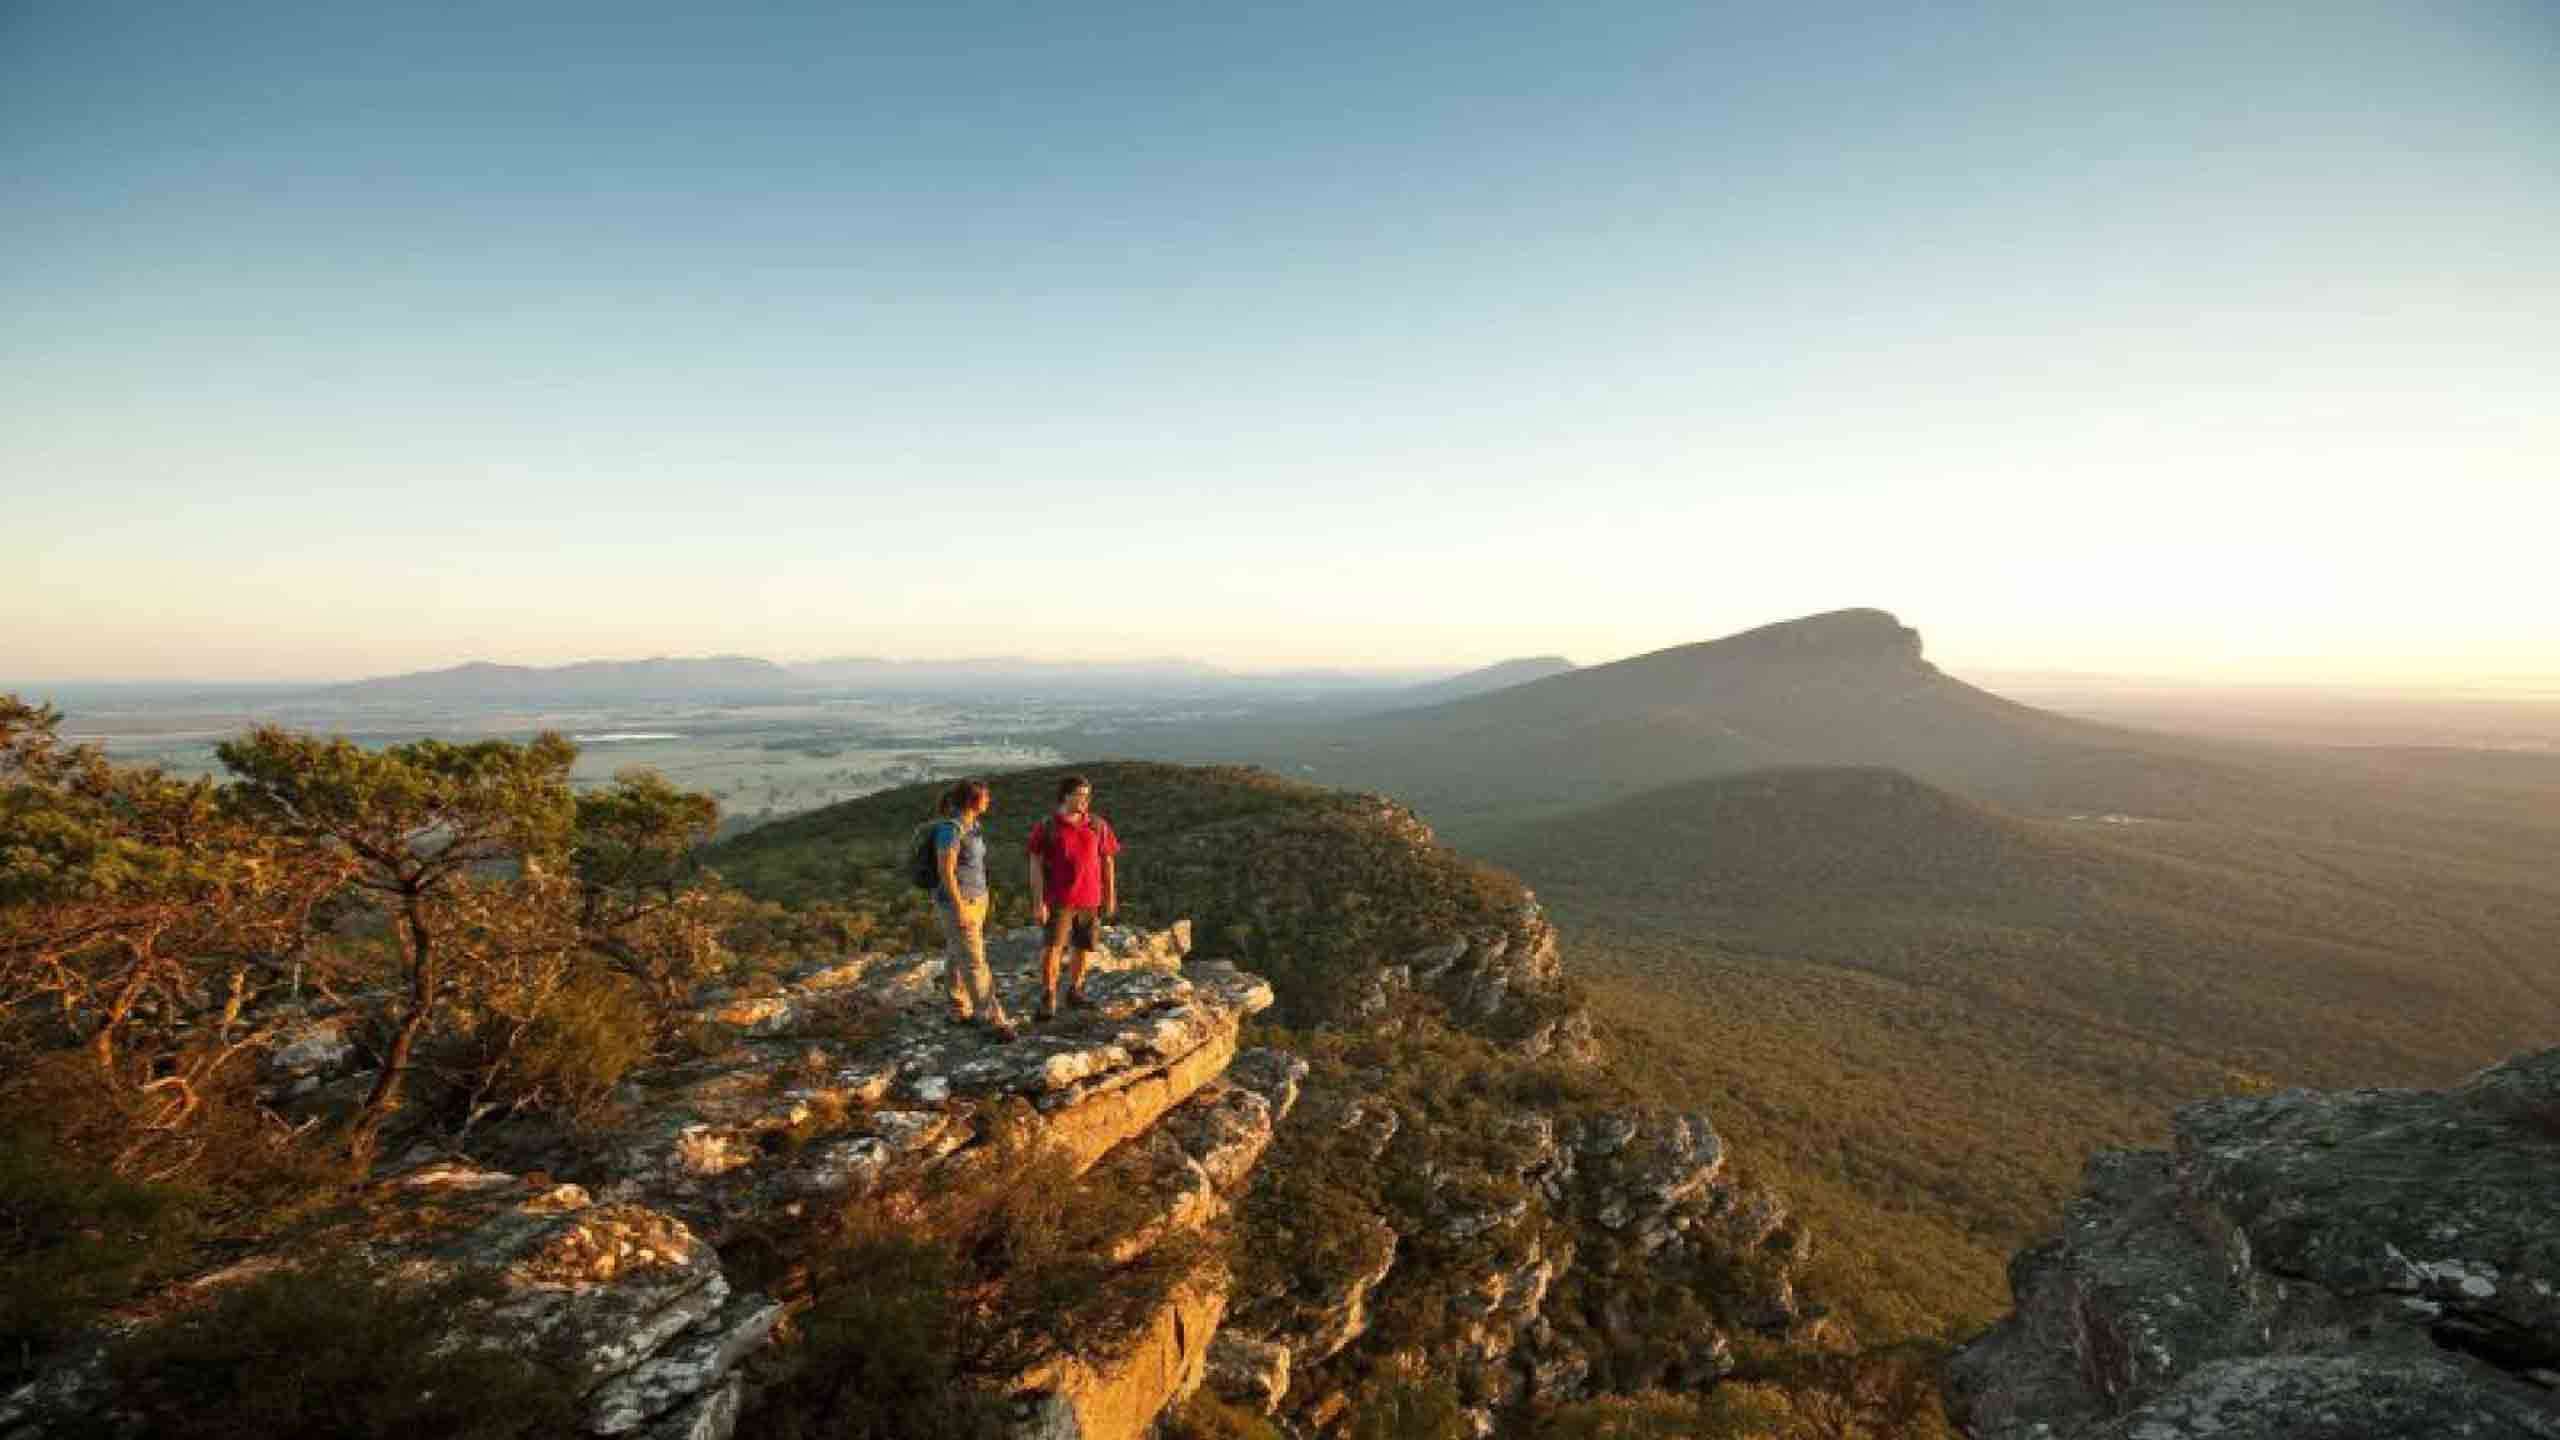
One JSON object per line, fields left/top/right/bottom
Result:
{"left": 984, "top": 1017, "right": 1021, "bottom": 1043}
{"left": 1035, "top": 993, "right": 1058, "bottom": 1022}
{"left": 943, "top": 1009, "right": 976, "bottom": 1028}
{"left": 1065, "top": 989, "right": 1097, "bottom": 1011}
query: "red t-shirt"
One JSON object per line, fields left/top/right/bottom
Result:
{"left": 1028, "top": 813, "right": 1120, "bottom": 908}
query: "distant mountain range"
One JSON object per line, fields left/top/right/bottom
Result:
{"left": 323, "top": 652, "right": 1572, "bottom": 704}
{"left": 329, "top": 656, "right": 796, "bottom": 700}
{"left": 1374, "top": 655, "right": 1576, "bottom": 709}
{"left": 787, "top": 656, "right": 1231, "bottom": 693}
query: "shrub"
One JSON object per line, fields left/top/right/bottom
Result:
{"left": 70, "top": 1253, "right": 580, "bottom": 1440}
{"left": 1343, "top": 1376, "right": 1468, "bottom": 1440}
{"left": 0, "top": 1127, "right": 200, "bottom": 1387}
{"left": 741, "top": 1111, "right": 1218, "bottom": 1434}
{"left": 492, "top": 970, "right": 655, "bottom": 1119}
{"left": 741, "top": 1233, "right": 1008, "bottom": 1440}
{"left": 0, "top": 1049, "right": 350, "bottom": 1388}
{"left": 1536, "top": 1390, "right": 1795, "bottom": 1439}
{"left": 1163, "top": 1392, "right": 1286, "bottom": 1440}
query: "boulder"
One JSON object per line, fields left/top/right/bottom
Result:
{"left": 1949, "top": 1046, "right": 2560, "bottom": 1439}
{"left": 1014, "top": 1279, "right": 1229, "bottom": 1440}
{"left": 1205, "top": 1333, "right": 1293, "bottom": 1414}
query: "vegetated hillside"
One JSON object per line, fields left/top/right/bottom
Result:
{"left": 1481, "top": 764, "right": 2560, "bottom": 1329}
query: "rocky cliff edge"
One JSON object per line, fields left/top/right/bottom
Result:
{"left": 1947, "top": 1046, "right": 2560, "bottom": 1439}
{"left": 4, "top": 922, "right": 1284, "bottom": 1440}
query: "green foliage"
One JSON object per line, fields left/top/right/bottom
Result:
{"left": 0, "top": 1044, "right": 355, "bottom": 1388}
{"left": 0, "top": 1125, "right": 201, "bottom": 1386}
{"left": 217, "top": 728, "right": 581, "bottom": 869}
{"left": 1535, "top": 1390, "right": 1792, "bottom": 1440}
{"left": 215, "top": 726, "right": 591, "bottom": 1156}
{"left": 739, "top": 1114, "right": 1216, "bottom": 1435}
{"left": 72, "top": 1253, "right": 580, "bottom": 1440}
{"left": 1342, "top": 1375, "right": 1468, "bottom": 1440}
{"left": 573, "top": 769, "right": 729, "bottom": 1007}
{"left": 2, "top": 697, "right": 346, "bottom": 1099}
{"left": 0, "top": 703, "right": 751, "bottom": 1387}
{"left": 742, "top": 1233, "right": 1009, "bottom": 1440}
{"left": 1474, "top": 760, "right": 2560, "bottom": 1334}
{"left": 1531, "top": 1344, "right": 1953, "bottom": 1440}
{"left": 1163, "top": 1392, "right": 1287, "bottom": 1440}
{"left": 450, "top": 968, "right": 657, "bottom": 1123}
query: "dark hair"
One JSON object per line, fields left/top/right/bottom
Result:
{"left": 937, "top": 778, "right": 990, "bottom": 818}
{"left": 1056, "top": 775, "right": 1092, "bottom": 802}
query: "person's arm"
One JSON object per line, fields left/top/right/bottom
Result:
{"left": 1101, "top": 819, "right": 1120, "bottom": 918}
{"left": 936, "top": 825, "right": 964, "bottom": 909}
{"left": 1026, "top": 822, "right": 1049, "bottom": 921}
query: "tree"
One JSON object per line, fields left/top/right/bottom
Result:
{"left": 571, "top": 768, "right": 727, "bottom": 1012}
{"left": 216, "top": 729, "right": 577, "bottom": 1163}
{"left": 2, "top": 698, "right": 345, "bottom": 1162}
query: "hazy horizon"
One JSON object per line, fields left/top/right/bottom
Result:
{"left": 9, "top": 2, "right": 2554, "bottom": 689}
{"left": 12, "top": 619, "right": 2560, "bottom": 698}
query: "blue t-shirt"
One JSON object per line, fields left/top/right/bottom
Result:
{"left": 931, "top": 818, "right": 988, "bottom": 903}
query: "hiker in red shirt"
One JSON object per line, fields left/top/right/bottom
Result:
{"left": 1026, "top": 774, "right": 1121, "bottom": 1021}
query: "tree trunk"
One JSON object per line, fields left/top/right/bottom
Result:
{"left": 89, "top": 944, "right": 157, "bottom": 1085}
{"left": 351, "top": 892, "right": 437, "bottom": 1169}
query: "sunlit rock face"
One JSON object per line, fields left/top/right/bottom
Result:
{"left": 1948, "top": 1046, "right": 2560, "bottom": 1440}
{"left": 5, "top": 923, "right": 1278, "bottom": 1440}
{"left": 608, "top": 924, "right": 1270, "bottom": 1226}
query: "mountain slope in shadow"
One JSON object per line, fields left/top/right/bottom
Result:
{"left": 1473, "top": 762, "right": 2560, "bottom": 1324}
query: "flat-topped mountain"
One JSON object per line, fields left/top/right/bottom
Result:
{"left": 1149, "top": 608, "right": 2165, "bottom": 834}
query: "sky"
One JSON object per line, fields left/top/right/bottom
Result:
{"left": 5, "top": 0, "right": 2556, "bottom": 686}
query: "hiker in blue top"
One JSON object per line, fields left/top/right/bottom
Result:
{"left": 928, "top": 778, "right": 1017, "bottom": 1041}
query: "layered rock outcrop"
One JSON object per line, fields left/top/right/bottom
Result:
{"left": 1202, "top": 874, "right": 1808, "bottom": 1434}
{"left": 1948, "top": 1046, "right": 2560, "bottom": 1439}
{"left": 5, "top": 923, "right": 1282, "bottom": 1440}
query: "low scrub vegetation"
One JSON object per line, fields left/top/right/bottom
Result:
{"left": 65, "top": 1254, "right": 579, "bottom": 1440}
{"left": 738, "top": 1112, "right": 1215, "bottom": 1438}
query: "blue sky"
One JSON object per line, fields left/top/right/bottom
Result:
{"left": 5, "top": 0, "right": 2555, "bottom": 683}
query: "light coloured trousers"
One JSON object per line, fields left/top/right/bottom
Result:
{"left": 937, "top": 895, "right": 1003, "bottom": 1022}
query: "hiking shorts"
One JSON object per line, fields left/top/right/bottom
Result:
{"left": 1045, "top": 905, "right": 1100, "bottom": 953}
